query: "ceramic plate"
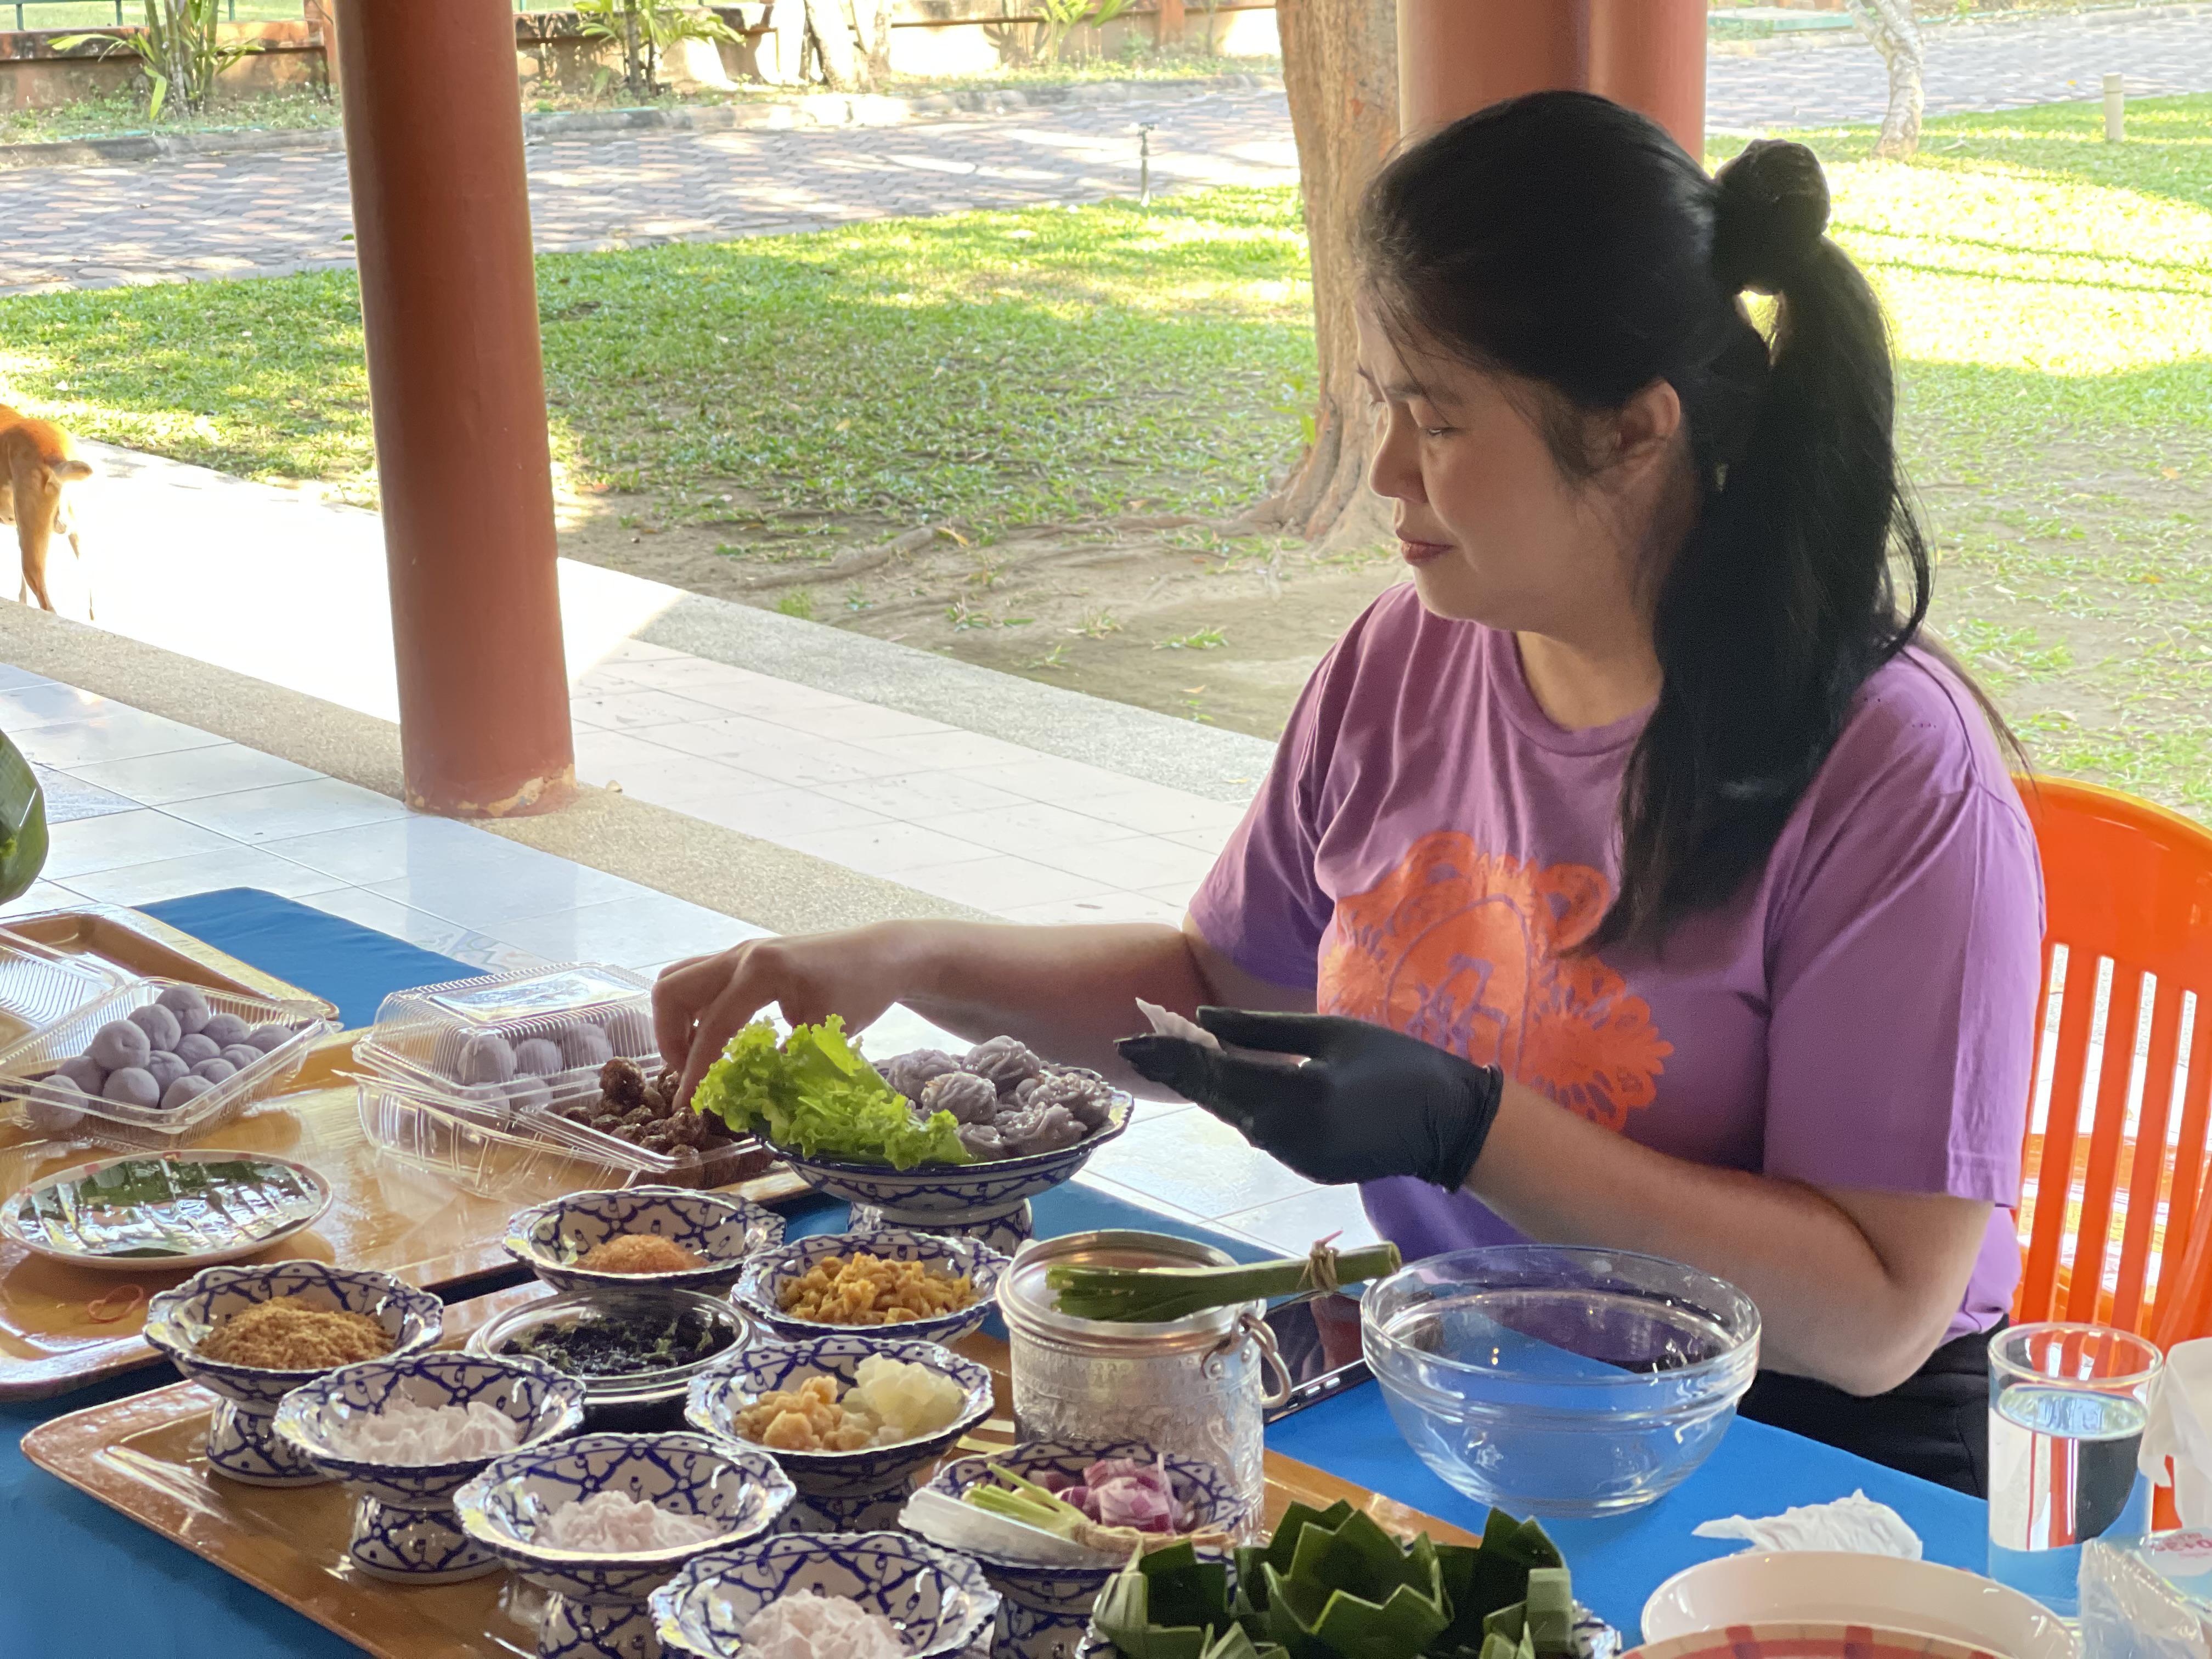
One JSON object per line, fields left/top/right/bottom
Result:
{"left": 1630, "top": 1617, "right": 2025, "bottom": 1659}
{"left": 2, "top": 1149, "right": 333, "bottom": 1271}
{"left": 1640, "top": 1554, "right": 2075, "bottom": 1659}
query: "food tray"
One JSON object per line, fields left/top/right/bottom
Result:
{"left": 356, "top": 1071, "right": 772, "bottom": 1197}
{"left": 0, "top": 977, "right": 332, "bottom": 1147}
{"left": 0, "top": 1037, "right": 811, "bottom": 1401}
{"left": 22, "top": 1329, "right": 1474, "bottom": 1659}
{"left": 354, "top": 963, "right": 658, "bottom": 1105}
{"left": 0, "top": 906, "right": 341, "bottom": 1023}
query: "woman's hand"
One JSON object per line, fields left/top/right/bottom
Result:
{"left": 654, "top": 926, "right": 911, "bottom": 1106}
{"left": 1115, "top": 1008, "right": 1504, "bottom": 1189}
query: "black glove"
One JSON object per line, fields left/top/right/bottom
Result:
{"left": 1115, "top": 1008, "right": 1504, "bottom": 1190}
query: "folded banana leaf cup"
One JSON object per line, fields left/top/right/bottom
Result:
{"left": 1082, "top": 1500, "right": 1620, "bottom": 1659}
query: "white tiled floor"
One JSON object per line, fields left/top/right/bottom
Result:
{"left": 561, "top": 640, "right": 1247, "bottom": 923}
{"left": 0, "top": 664, "right": 1371, "bottom": 1254}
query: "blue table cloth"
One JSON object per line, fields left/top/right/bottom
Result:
{"left": 1, "top": 890, "right": 1988, "bottom": 1655}
{"left": 143, "top": 888, "right": 489, "bottom": 1032}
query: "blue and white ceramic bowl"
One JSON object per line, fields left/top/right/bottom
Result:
{"left": 503, "top": 1186, "right": 786, "bottom": 1297}
{"left": 917, "top": 1440, "right": 1246, "bottom": 1659}
{"left": 270, "top": 1351, "right": 587, "bottom": 1583}
{"left": 734, "top": 1228, "right": 1007, "bottom": 1347}
{"left": 651, "top": 1531, "right": 999, "bottom": 1659}
{"left": 454, "top": 1431, "right": 795, "bottom": 1659}
{"left": 775, "top": 1088, "right": 1132, "bottom": 1247}
{"left": 142, "top": 1260, "right": 443, "bottom": 1486}
{"left": 685, "top": 1334, "right": 994, "bottom": 1530}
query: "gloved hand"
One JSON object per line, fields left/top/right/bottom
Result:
{"left": 1115, "top": 1007, "right": 1504, "bottom": 1190}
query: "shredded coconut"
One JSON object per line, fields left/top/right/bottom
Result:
{"left": 322, "top": 1395, "right": 523, "bottom": 1464}
{"left": 537, "top": 1489, "right": 721, "bottom": 1552}
{"left": 742, "top": 1591, "right": 906, "bottom": 1659}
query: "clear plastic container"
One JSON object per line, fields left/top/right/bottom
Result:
{"left": 354, "top": 963, "right": 658, "bottom": 1107}
{"left": 0, "top": 929, "right": 128, "bottom": 1051}
{"left": 355, "top": 1074, "right": 770, "bottom": 1197}
{"left": 0, "top": 978, "right": 332, "bottom": 1147}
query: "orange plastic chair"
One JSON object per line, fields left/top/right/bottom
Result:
{"left": 2012, "top": 777, "right": 2212, "bottom": 1341}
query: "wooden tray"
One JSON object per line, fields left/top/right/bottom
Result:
{"left": 24, "top": 1334, "right": 1465, "bottom": 1659}
{"left": 0, "top": 1039, "right": 810, "bottom": 1401}
{"left": 1, "top": 904, "right": 342, "bottom": 1022}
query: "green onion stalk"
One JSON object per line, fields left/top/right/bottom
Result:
{"left": 1046, "top": 1243, "right": 1402, "bottom": 1323}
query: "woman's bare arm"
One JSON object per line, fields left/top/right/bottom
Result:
{"left": 1470, "top": 1081, "right": 1991, "bottom": 1394}
{"left": 654, "top": 915, "right": 1312, "bottom": 1104}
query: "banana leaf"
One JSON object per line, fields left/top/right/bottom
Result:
{"left": 0, "top": 730, "right": 48, "bottom": 904}
{"left": 1094, "top": 1541, "right": 1267, "bottom": 1659}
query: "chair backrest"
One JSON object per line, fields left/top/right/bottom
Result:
{"left": 2013, "top": 778, "right": 2212, "bottom": 1339}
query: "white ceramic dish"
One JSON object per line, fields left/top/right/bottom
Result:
{"left": 2, "top": 1149, "right": 334, "bottom": 1271}
{"left": 1639, "top": 1552, "right": 2078, "bottom": 1659}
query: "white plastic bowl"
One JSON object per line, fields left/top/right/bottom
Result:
{"left": 1640, "top": 1552, "right": 2076, "bottom": 1659}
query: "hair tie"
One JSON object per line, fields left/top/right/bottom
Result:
{"left": 1711, "top": 138, "right": 1831, "bottom": 296}
{"left": 85, "top": 1284, "right": 145, "bottom": 1325}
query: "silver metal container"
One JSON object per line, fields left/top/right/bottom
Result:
{"left": 465, "top": 1286, "right": 748, "bottom": 1433}
{"left": 997, "top": 1229, "right": 1290, "bottom": 1521}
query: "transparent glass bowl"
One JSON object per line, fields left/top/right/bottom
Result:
{"left": 1361, "top": 1244, "right": 1760, "bottom": 1518}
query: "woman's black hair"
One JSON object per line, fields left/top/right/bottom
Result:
{"left": 1359, "top": 91, "right": 2011, "bottom": 952}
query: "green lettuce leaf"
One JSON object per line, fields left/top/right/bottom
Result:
{"left": 690, "top": 1017, "right": 972, "bottom": 1169}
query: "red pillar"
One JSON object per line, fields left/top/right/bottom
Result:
{"left": 1397, "top": 0, "right": 1588, "bottom": 138}
{"left": 1590, "top": 0, "right": 1708, "bottom": 159}
{"left": 1397, "top": 0, "right": 1707, "bottom": 162}
{"left": 335, "top": 0, "right": 575, "bottom": 819}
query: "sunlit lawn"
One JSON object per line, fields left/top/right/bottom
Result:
{"left": 0, "top": 95, "right": 2205, "bottom": 806}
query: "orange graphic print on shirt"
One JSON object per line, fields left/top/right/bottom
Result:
{"left": 1317, "top": 833, "right": 1673, "bottom": 1132}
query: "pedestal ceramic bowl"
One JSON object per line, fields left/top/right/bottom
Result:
{"left": 915, "top": 1439, "right": 1246, "bottom": 1659}
{"left": 685, "top": 1333, "right": 994, "bottom": 1529}
{"left": 771, "top": 1086, "right": 1132, "bottom": 1250}
{"left": 270, "top": 1351, "right": 586, "bottom": 1582}
{"left": 142, "top": 1260, "right": 444, "bottom": 1486}
{"left": 453, "top": 1431, "right": 795, "bottom": 1659}
{"left": 734, "top": 1227, "right": 1007, "bottom": 1346}
{"left": 502, "top": 1186, "right": 785, "bottom": 1296}
{"left": 650, "top": 1531, "right": 998, "bottom": 1659}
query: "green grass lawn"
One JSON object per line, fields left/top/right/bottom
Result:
{"left": 0, "top": 94, "right": 2205, "bottom": 809}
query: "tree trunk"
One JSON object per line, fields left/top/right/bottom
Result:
{"left": 857, "top": 0, "right": 896, "bottom": 81}
{"left": 1245, "top": 0, "right": 1399, "bottom": 550}
{"left": 805, "top": 0, "right": 865, "bottom": 90}
{"left": 1847, "top": 0, "right": 1923, "bottom": 158}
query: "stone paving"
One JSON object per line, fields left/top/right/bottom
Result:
{"left": 0, "top": 8, "right": 2208, "bottom": 295}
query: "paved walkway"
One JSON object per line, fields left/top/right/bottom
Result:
{"left": 0, "top": 9, "right": 2209, "bottom": 294}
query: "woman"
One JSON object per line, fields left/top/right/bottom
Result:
{"left": 654, "top": 94, "right": 2042, "bottom": 1495}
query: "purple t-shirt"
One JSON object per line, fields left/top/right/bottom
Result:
{"left": 1189, "top": 585, "right": 2044, "bottom": 1339}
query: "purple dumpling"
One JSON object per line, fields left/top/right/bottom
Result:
{"left": 25, "top": 1076, "right": 85, "bottom": 1134}
{"left": 457, "top": 1034, "right": 516, "bottom": 1086}
{"left": 218, "top": 1044, "right": 263, "bottom": 1072}
{"left": 191, "top": 1058, "right": 238, "bottom": 1085}
{"left": 557, "top": 1024, "right": 613, "bottom": 1069}
{"left": 175, "top": 1033, "right": 220, "bottom": 1066}
{"left": 512, "top": 1037, "right": 565, "bottom": 1078}
{"left": 199, "top": 1013, "right": 251, "bottom": 1049}
{"left": 101, "top": 1066, "right": 160, "bottom": 1109}
{"left": 145, "top": 1051, "right": 189, "bottom": 1092}
{"left": 53, "top": 1053, "right": 106, "bottom": 1094}
{"left": 245, "top": 1023, "right": 292, "bottom": 1054}
{"left": 87, "top": 1020, "right": 151, "bottom": 1073}
{"left": 156, "top": 984, "right": 213, "bottom": 1035}
{"left": 161, "top": 1074, "right": 213, "bottom": 1112}
{"left": 127, "top": 1004, "right": 183, "bottom": 1053}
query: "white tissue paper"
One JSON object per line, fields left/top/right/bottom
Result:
{"left": 2141, "top": 1338, "right": 2212, "bottom": 1527}
{"left": 1692, "top": 1489, "right": 1923, "bottom": 1560}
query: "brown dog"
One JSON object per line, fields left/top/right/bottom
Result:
{"left": 0, "top": 405, "right": 92, "bottom": 617}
